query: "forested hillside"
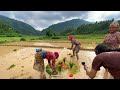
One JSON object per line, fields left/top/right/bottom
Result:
{"left": 40, "top": 19, "right": 92, "bottom": 35}
{"left": 0, "top": 15, "right": 41, "bottom": 35}
{"left": 0, "top": 20, "right": 20, "bottom": 36}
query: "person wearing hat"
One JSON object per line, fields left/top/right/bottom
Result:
{"left": 33, "top": 49, "right": 59, "bottom": 79}
{"left": 67, "top": 35, "right": 81, "bottom": 61}
{"left": 82, "top": 44, "right": 120, "bottom": 79}
{"left": 103, "top": 20, "right": 120, "bottom": 50}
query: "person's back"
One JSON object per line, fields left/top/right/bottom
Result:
{"left": 35, "top": 51, "right": 43, "bottom": 62}
{"left": 71, "top": 39, "right": 80, "bottom": 45}
{"left": 92, "top": 51, "right": 120, "bottom": 79}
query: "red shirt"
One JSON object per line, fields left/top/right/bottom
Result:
{"left": 46, "top": 52, "right": 56, "bottom": 60}
{"left": 46, "top": 52, "right": 56, "bottom": 66}
{"left": 92, "top": 52, "right": 120, "bottom": 79}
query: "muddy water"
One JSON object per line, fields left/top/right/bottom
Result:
{"left": 29, "top": 40, "right": 97, "bottom": 49}
{"left": 0, "top": 41, "right": 35, "bottom": 56}
{"left": 50, "top": 42, "right": 96, "bottom": 49}
{"left": 0, "top": 41, "right": 96, "bottom": 56}
{"left": 0, "top": 41, "right": 107, "bottom": 79}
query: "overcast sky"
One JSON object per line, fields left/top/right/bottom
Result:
{"left": 0, "top": 11, "right": 120, "bottom": 31}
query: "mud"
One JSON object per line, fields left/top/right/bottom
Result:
{"left": 0, "top": 41, "right": 108, "bottom": 79}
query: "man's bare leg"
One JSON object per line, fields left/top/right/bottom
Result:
{"left": 76, "top": 52, "right": 79, "bottom": 61}
{"left": 73, "top": 50, "right": 75, "bottom": 56}
{"left": 40, "top": 72, "right": 46, "bottom": 79}
{"left": 75, "top": 52, "right": 80, "bottom": 73}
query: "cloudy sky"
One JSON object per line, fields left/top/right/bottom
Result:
{"left": 0, "top": 11, "right": 120, "bottom": 31}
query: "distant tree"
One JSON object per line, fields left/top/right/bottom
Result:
{"left": 112, "top": 18, "right": 114, "bottom": 21}
{"left": 46, "top": 30, "right": 53, "bottom": 37}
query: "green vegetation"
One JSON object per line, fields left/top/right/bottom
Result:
{"left": 13, "top": 49, "right": 17, "bottom": 51}
{"left": 69, "top": 62, "right": 74, "bottom": 70}
{"left": 64, "top": 19, "right": 114, "bottom": 36}
{"left": 69, "top": 63, "right": 78, "bottom": 74}
{"left": 41, "top": 19, "right": 91, "bottom": 35}
{"left": 45, "top": 30, "right": 60, "bottom": 39}
{"left": 75, "top": 20, "right": 113, "bottom": 35}
{"left": 46, "top": 65, "right": 53, "bottom": 75}
{"left": 0, "top": 15, "right": 41, "bottom": 35}
{"left": 20, "top": 37, "right": 26, "bottom": 41}
{"left": 46, "top": 60, "right": 79, "bottom": 75}
{"left": 0, "top": 20, "right": 20, "bottom": 37}
{"left": 7, "top": 64, "right": 16, "bottom": 70}
{"left": 0, "top": 37, "right": 21, "bottom": 43}
{"left": 40, "top": 19, "right": 118, "bottom": 36}
{"left": 0, "top": 34, "right": 106, "bottom": 44}
{"left": 56, "top": 65, "right": 62, "bottom": 74}
{"left": 75, "top": 34, "right": 106, "bottom": 43}
{"left": 63, "top": 57, "right": 66, "bottom": 64}
{"left": 0, "top": 15, "right": 115, "bottom": 44}
{"left": 0, "top": 15, "right": 117, "bottom": 37}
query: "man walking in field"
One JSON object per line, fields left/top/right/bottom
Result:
{"left": 67, "top": 35, "right": 81, "bottom": 61}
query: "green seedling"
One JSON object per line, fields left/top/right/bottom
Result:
{"left": 63, "top": 57, "right": 66, "bottom": 64}
{"left": 57, "top": 65, "right": 62, "bottom": 74}
{"left": 7, "top": 64, "right": 16, "bottom": 70}
{"left": 13, "top": 49, "right": 17, "bottom": 51}
{"left": 69, "top": 62, "right": 74, "bottom": 70}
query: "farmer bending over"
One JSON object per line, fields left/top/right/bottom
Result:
{"left": 33, "top": 48, "right": 59, "bottom": 79}
{"left": 67, "top": 35, "right": 81, "bottom": 61}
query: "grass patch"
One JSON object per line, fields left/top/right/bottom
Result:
{"left": 7, "top": 64, "right": 16, "bottom": 70}
{"left": 20, "top": 37, "right": 26, "bottom": 41}
{"left": 13, "top": 49, "right": 17, "bottom": 51}
{"left": 0, "top": 34, "right": 106, "bottom": 44}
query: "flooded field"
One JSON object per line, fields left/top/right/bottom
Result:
{"left": 0, "top": 41, "right": 107, "bottom": 79}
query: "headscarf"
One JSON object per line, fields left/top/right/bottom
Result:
{"left": 54, "top": 52, "right": 59, "bottom": 59}
{"left": 110, "top": 20, "right": 119, "bottom": 27}
{"left": 36, "top": 48, "right": 42, "bottom": 52}
{"left": 67, "top": 35, "right": 74, "bottom": 40}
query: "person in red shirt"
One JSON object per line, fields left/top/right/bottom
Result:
{"left": 82, "top": 44, "right": 120, "bottom": 79}
{"left": 33, "top": 49, "right": 59, "bottom": 79}
{"left": 45, "top": 51, "right": 59, "bottom": 73}
{"left": 67, "top": 35, "right": 81, "bottom": 61}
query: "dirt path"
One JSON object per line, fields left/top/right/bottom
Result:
{"left": 0, "top": 42, "right": 106, "bottom": 79}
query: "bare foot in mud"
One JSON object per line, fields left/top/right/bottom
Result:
{"left": 27, "top": 76, "right": 33, "bottom": 79}
{"left": 67, "top": 53, "right": 72, "bottom": 55}
{"left": 49, "top": 75, "right": 52, "bottom": 79}
{"left": 70, "top": 55, "right": 75, "bottom": 57}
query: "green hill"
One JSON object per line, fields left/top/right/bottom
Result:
{"left": 47, "top": 19, "right": 119, "bottom": 35}
{"left": 0, "top": 15, "right": 41, "bottom": 35}
{"left": 0, "top": 15, "right": 118, "bottom": 36}
{"left": 73, "top": 19, "right": 119, "bottom": 35}
{"left": 40, "top": 19, "right": 92, "bottom": 35}
{"left": 0, "top": 20, "right": 20, "bottom": 37}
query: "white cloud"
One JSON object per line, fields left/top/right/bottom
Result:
{"left": 0, "top": 11, "right": 120, "bottom": 31}
{"left": 85, "top": 11, "right": 120, "bottom": 22}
